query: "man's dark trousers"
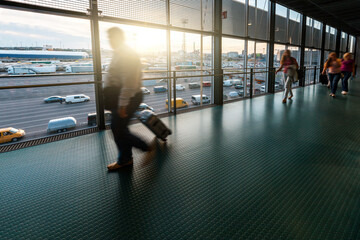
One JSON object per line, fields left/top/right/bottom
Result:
{"left": 111, "top": 92, "right": 148, "bottom": 164}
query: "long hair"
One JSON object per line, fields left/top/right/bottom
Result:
{"left": 326, "top": 52, "right": 337, "bottom": 65}
{"left": 280, "top": 50, "right": 291, "bottom": 65}
{"left": 343, "top": 52, "right": 352, "bottom": 60}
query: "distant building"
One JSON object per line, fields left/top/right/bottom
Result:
{"left": 227, "top": 52, "right": 239, "bottom": 58}
{"left": 0, "top": 50, "right": 89, "bottom": 60}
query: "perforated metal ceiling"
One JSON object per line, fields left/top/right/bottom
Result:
{"left": 276, "top": 0, "right": 360, "bottom": 36}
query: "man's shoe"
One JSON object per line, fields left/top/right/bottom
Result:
{"left": 107, "top": 159, "right": 133, "bottom": 171}
{"left": 341, "top": 91, "right": 348, "bottom": 95}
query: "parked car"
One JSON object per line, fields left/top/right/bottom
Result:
{"left": 234, "top": 84, "right": 243, "bottom": 89}
{"left": 154, "top": 86, "right": 167, "bottom": 93}
{"left": 229, "top": 91, "right": 239, "bottom": 98}
{"left": 202, "top": 81, "right": 211, "bottom": 87}
{"left": 176, "top": 84, "right": 185, "bottom": 91}
{"left": 165, "top": 98, "right": 189, "bottom": 109}
{"left": 44, "top": 96, "right": 65, "bottom": 103}
{"left": 0, "top": 127, "right": 25, "bottom": 143}
{"left": 141, "top": 87, "right": 150, "bottom": 95}
{"left": 138, "top": 103, "right": 154, "bottom": 112}
{"left": 65, "top": 94, "right": 90, "bottom": 104}
{"left": 188, "top": 83, "right": 201, "bottom": 89}
{"left": 223, "top": 80, "right": 233, "bottom": 87}
{"left": 260, "top": 85, "right": 266, "bottom": 92}
{"left": 191, "top": 95, "right": 211, "bottom": 105}
{"left": 87, "top": 111, "right": 112, "bottom": 126}
{"left": 232, "top": 80, "right": 242, "bottom": 86}
{"left": 47, "top": 117, "right": 76, "bottom": 133}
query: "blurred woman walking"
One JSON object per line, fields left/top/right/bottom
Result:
{"left": 340, "top": 52, "right": 355, "bottom": 95}
{"left": 322, "top": 52, "right": 342, "bottom": 97}
{"left": 275, "top": 50, "right": 299, "bottom": 103}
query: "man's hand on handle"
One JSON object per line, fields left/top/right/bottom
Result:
{"left": 118, "top": 106, "right": 128, "bottom": 118}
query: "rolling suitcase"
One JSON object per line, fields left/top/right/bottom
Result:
{"left": 138, "top": 110, "right": 172, "bottom": 141}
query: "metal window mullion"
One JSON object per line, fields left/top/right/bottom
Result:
{"left": 89, "top": 0, "right": 105, "bottom": 130}
{"left": 166, "top": 0, "right": 172, "bottom": 113}
{"left": 320, "top": 24, "right": 326, "bottom": 73}
{"left": 286, "top": 8, "right": 289, "bottom": 44}
{"left": 267, "top": 0, "right": 275, "bottom": 94}
{"left": 245, "top": 0, "right": 249, "bottom": 37}
{"left": 244, "top": 39, "right": 248, "bottom": 96}
{"left": 213, "top": 0, "right": 223, "bottom": 105}
{"left": 335, "top": 28, "right": 341, "bottom": 56}
{"left": 200, "top": 0, "right": 203, "bottom": 106}
{"left": 299, "top": 13, "right": 306, "bottom": 87}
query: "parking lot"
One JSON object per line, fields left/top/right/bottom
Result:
{"left": 0, "top": 74, "right": 271, "bottom": 143}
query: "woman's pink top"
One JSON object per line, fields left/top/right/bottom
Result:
{"left": 283, "top": 57, "right": 297, "bottom": 73}
{"left": 328, "top": 59, "right": 341, "bottom": 74}
{"left": 341, "top": 59, "right": 354, "bottom": 72}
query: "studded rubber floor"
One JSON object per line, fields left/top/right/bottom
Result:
{"left": 1, "top": 81, "right": 360, "bottom": 240}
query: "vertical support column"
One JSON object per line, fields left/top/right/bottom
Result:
{"left": 166, "top": 0, "right": 172, "bottom": 113}
{"left": 173, "top": 71, "right": 176, "bottom": 114}
{"left": 320, "top": 24, "right": 326, "bottom": 73}
{"left": 345, "top": 34, "right": 350, "bottom": 53}
{"left": 213, "top": 0, "right": 223, "bottom": 105}
{"left": 313, "top": 66, "right": 317, "bottom": 84}
{"left": 245, "top": 0, "right": 249, "bottom": 37}
{"left": 250, "top": 68, "right": 253, "bottom": 98}
{"left": 89, "top": 0, "right": 105, "bottom": 130}
{"left": 299, "top": 14, "right": 306, "bottom": 87}
{"left": 267, "top": 0, "right": 276, "bottom": 94}
{"left": 353, "top": 37, "right": 357, "bottom": 75}
{"left": 335, "top": 29, "right": 341, "bottom": 57}
{"left": 353, "top": 37, "right": 357, "bottom": 59}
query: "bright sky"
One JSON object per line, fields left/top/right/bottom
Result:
{"left": 0, "top": 7, "right": 212, "bottom": 55}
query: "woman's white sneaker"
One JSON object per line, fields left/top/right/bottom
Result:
{"left": 341, "top": 91, "right": 348, "bottom": 95}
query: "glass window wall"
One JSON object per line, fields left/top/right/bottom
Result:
{"left": 222, "top": 0, "right": 246, "bottom": 37}
{"left": 274, "top": 44, "right": 286, "bottom": 91}
{"left": 275, "top": 4, "right": 287, "bottom": 43}
{"left": 0, "top": 8, "right": 95, "bottom": 141}
{"left": 99, "top": 22, "right": 168, "bottom": 116}
{"left": 170, "top": 0, "right": 214, "bottom": 31}
{"left": 222, "top": 37, "right": 246, "bottom": 101}
{"left": 288, "top": 10, "right": 301, "bottom": 45}
{"left": 313, "top": 20, "right": 322, "bottom": 48}
{"left": 248, "top": 0, "right": 270, "bottom": 40}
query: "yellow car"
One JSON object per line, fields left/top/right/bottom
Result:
{"left": 165, "top": 98, "right": 189, "bottom": 109}
{"left": 0, "top": 128, "right": 26, "bottom": 144}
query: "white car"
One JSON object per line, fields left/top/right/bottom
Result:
{"left": 65, "top": 94, "right": 90, "bottom": 104}
{"left": 191, "top": 95, "right": 210, "bottom": 105}
{"left": 141, "top": 87, "right": 150, "bottom": 95}
{"left": 229, "top": 91, "right": 239, "bottom": 98}
{"left": 223, "top": 80, "right": 233, "bottom": 87}
{"left": 176, "top": 84, "right": 185, "bottom": 91}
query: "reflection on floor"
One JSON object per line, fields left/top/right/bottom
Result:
{"left": 1, "top": 80, "right": 360, "bottom": 239}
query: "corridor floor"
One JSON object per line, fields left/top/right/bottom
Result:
{"left": 1, "top": 81, "right": 360, "bottom": 239}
